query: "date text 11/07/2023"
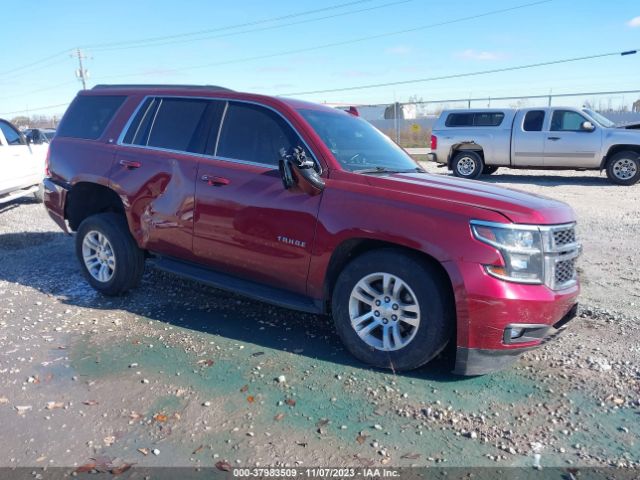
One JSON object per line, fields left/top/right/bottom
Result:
{"left": 231, "top": 467, "right": 401, "bottom": 478}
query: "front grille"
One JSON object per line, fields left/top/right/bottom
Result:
{"left": 553, "top": 227, "right": 576, "bottom": 248}
{"left": 546, "top": 224, "right": 580, "bottom": 290}
{"left": 555, "top": 257, "right": 577, "bottom": 286}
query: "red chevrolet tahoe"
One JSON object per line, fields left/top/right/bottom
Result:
{"left": 43, "top": 85, "right": 581, "bottom": 375}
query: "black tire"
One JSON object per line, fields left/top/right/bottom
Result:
{"left": 606, "top": 151, "right": 640, "bottom": 186}
{"left": 452, "top": 151, "right": 484, "bottom": 179}
{"left": 331, "top": 249, "right": 454, "bottom": 371}
{"left": 75, "top": 213, "right": 145, "bottom": 296}
{"left": 33, "top": 183, "right": 44, "bottom": 202}
{"left": 482, "top": 165, "right": 499, "bottom": 175}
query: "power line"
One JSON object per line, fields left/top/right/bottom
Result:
{"left": 0, "top": 0, "right": 381, "bottom": 80}
{"left": 0, "top": 81, "right": 77, "bottom": 101}
{"left": 0, "top": 50, "right": 69, "bottom": 78}
{"left": 0, "top": 103, "right": 70, "bottom": 117}
{"left": 281, "top": 49, "right": 639, "bottom": 96}
{"left": 98, "top": 0, "right": 554, "bottom": 81}
{"left": 90, "top": 0, "right": 413, "bottom": 52}
{"left": 86, "top": 0, "right": 376, "bottom": 50}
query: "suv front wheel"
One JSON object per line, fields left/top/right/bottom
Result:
{"left": 76, "top": 213, "right": 145, "bottom": 296}
{"left": 331, "top": 249, "right": 453, "bottom": 371}
{"left": 452, "top": 151, "right": 484, "bottom": 179}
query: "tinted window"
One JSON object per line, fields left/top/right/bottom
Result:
{"left": 523, "top": 110, "right": 545, "bottom": 131}
{"left": 57, "top": 95, "right": 125, "bottom": 140}
{"left": 122, "top": 98, "right": 157, "bottom": 145}
{"left": 217, "top": 102, "right": 299, "bottom": 166}
{"left": 147, "top": 98, "right": 209, "bottom": 153}
{"left": 474, "top": 112, "right": 504, "bottom": 126}
{"left": 0, "top": 121, "right": 24, "bottom": 145}
{"left": 445, "top": 113, "right": 473, "bottom": 127}
{"left": 551, "top": 110, "right": 589, "bottom": 132}
{"left": 445, "top": 112, "right": 504, "bottom": 127}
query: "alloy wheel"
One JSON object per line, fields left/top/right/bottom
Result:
{"left": 348, "top": 272, "right": 421, "bottom": 351}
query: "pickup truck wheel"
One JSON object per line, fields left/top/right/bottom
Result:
{"left": 482, "top": 166, "right": 499, "bottom": 175}
{"left": 606, "top": 151, "right": 640, "bottom": 185}
{"left": 75, "top": 213, "right": 145, "bottom": 296}
{"left": 332, "top": 249, "right": 453, "bottom": 371}
{"left": 452, "top": 151, "right": 483, "bottom": 179}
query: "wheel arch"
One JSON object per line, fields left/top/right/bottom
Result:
{"left": 601, "top": 145, "right": 640, "bottom": 168}
{"left": 448, "top": 144, "right": 485, "bottom": 169}
{"left": 323, "top": 238, "right": 455, "bottom": 319}
{"left": 65, "top": 182, "right": 126, "bottom": 231}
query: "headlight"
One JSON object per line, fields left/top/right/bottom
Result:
{"left": 471, "top": 221, "right": 544, "bottom": 284}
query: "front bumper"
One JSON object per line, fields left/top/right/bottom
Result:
{"left": 43, "top": 177, "right": 70, "bottom": 234}
{"left": 453, "top": 302, "right": 578, "bottom": 375}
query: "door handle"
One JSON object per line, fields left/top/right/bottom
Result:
{"left": 201, "top": 174, "right": 230, "bottom": 186}
{"left": 119, "top": 159, "right": 142, "bottom": 169}
{"left": 547, "top": 136, "right": 561, "bottom": 141}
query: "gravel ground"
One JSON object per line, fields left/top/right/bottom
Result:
{"left": 0, "top": 168, "right": 638, "bottom": 472}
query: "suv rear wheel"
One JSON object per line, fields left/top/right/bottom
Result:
{"left": 76, "top": 213, "right": 145, "bottom": 296}
{"left": 452, "top": 151, "right": 483, "bottom": 179}
{"left": 606, "top": 151, "right": 640, "bottom": 185}
{"left": 331, "top": 249, "right": 453, "bottom": 371}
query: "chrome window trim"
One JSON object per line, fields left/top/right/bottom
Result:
{"left": 130, "top": 99, "right": 154, "bottom": 145}
{"left": 214, "top": 101, "right": 228, "bottom": 156}
{"left": 116, "top": 95, "right": 322, "bottom": 174}
{"left": 116, "top": 98, "right": 148, "bottom": 145}
{"left": 145, "top": 98, "right": 163, "bottom": 146}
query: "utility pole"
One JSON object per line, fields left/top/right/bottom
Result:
{"left": 72, "top": 48, "right": 90, "bottom": 90}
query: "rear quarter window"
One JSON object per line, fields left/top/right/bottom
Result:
{"left": 57, "top": 95, "right": 126, "bottom": 140}
{"left": 445, "top": 112, "right": 504, "bottom": 127}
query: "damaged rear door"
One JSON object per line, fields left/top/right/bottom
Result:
{"left": 111, "top": 96, "right": 222, "bottom": 260}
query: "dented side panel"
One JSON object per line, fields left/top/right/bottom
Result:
{"left": 109, "top": 145, "right": 198, "bottom": 261}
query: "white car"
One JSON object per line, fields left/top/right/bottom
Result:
{"left": 0, "top": 119, "right": 47, "bottom": 204}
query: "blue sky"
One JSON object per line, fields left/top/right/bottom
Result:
{"left": 1, "top": 0, "right": 638, "bottom": 118}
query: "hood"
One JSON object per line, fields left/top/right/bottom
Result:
{"left": 620, "top": 122, "right": 640, "bottom": 130}
{"left": 366, "top": 172, "right": 575, "bottom": 225}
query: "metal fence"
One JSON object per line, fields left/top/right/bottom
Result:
{"left": 347, "top": 89, "right": 640, "bottom": 147}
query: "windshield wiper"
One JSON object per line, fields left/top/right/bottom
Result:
{"left": 353, "top": 166, "right": 425, "bottom": 174}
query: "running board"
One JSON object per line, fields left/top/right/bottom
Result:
{"left": 0, "top": 185, "right": 39, "bottom": 205}
{"left": 151, "top": 256, "right": 324, "bottom": 315}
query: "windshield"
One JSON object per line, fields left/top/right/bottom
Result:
{"left": 299, "top": 109, "right": 420, "bottom": 172}
{"left": 583, "top": 109, "right": 615, "bottom": 128}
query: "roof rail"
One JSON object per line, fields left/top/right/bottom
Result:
{"left": 91, "top": 84, "right": 233, "bottom": 91}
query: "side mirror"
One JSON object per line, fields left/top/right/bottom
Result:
{"left": 581, "top": 121, "right": 595, "bottom": 132}
{"left": 279, "top": 147, "right": 325, "bottom": 195}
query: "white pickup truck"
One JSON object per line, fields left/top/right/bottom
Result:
{"left": 429, "top": 107, "right": 640, "bottom": 185}
{"left": 0, "top": 118, "right": 46, "bottom": 204}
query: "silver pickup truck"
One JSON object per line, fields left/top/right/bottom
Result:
{"left": 429, "top": 107, "right": 640, "bottom": 185}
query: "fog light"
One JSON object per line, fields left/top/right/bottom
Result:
{"left": 509, "top": 327, "right": 525, "bottom": 339}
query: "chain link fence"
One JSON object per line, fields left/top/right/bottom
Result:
{"left": 345, "top": 90, "right": 640, "bottom": 148}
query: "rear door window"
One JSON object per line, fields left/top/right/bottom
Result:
{"left": 216, "top": 102, "right": 299, "bottom": 166}
{"left": 146, "top": 98, "right": 210, "bottom": 153}
{"left": 523, "top": 110, "right": 545, "bottom": 131}
{"left": 122, "top": 98, "right": 158, "bottom": 146}
{"left": 57, "top": 95, "right": 125, "bottom": 140}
